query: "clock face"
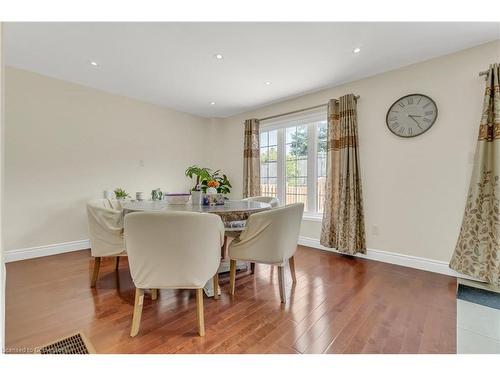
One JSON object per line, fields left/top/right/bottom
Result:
{"left": 386, "top": 94, "right": 438, "bottom": 138}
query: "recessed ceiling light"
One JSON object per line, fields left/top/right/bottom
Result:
{"left": 214, "top": 54, "right": 223, "bottom": 60}
{"left": 353, "top": 47, "right": 361, "bottom": 54}
{"left": 265, "top": 81, "right": 271, "bottom": 86}
{"left": 89, "top": 61, "right": 99, "bottom": 66}
{"left": 210, "top": 101, "right": 216, "bottom": 105}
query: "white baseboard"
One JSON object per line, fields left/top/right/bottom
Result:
{"left": 3, "top": 236, "right": 476, "bottom": 281}
{"left": 5, "top": 239, "right": 90, "bottom": 263}
{"left": 299, "top": 236, "right": 467, "bottom": 278}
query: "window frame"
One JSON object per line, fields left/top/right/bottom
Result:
{"left": 260, "top": 108, "right": 327, "bottom": 219}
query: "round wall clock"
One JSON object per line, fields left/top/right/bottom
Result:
{"left": 386, "top": 94, "right": 438, "bottom": 138}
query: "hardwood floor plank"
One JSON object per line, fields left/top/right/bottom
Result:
{"left": 5, "top": 246, "right": 457, "bottom": 354}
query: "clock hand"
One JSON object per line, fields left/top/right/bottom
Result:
{"left": 408, "top": 115, "right": 422, "bottom": 117}
{"left": 408, "top": 115, "right": 422, "bottom": 128}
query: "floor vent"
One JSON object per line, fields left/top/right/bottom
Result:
{"left": 38, "top": 332, "right": 95, "bottom": 354}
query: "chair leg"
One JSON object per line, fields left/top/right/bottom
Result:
{"left": 115, "top": 256, "right": 120, "bottom": 270}
{"left": 221, "top": 235, "right": 228, "bottom": 258}
{"left": 213, "top": 273, "right": 219, "bottom": 300}
{"left": 151, "top": 288, "right": 158, "bottom": 300}
{"left": 289, "top": 256, "right": 297, "bottom": 283}
{"left": 250, "top": 262, "right": 256, "bottom": 274}
{"left": 229, "top": 259, "right": 237, "bottom": 295}
{"left": 278, "top": 266, "right": 286, "bottom": 304}
{"left": 196, "top": 288, "right": 205, "bottom": 336}
{"left": 90, "top": 257, "right": 101, "bottom": 288}
{"left": 130, "top": 288, "right": 145, "bottom": 337}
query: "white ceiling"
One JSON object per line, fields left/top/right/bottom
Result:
{"left": 4, "top": 22, "right": 500, "bottom": 118}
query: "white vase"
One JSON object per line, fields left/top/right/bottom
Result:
{"left": 206, "top": 187, "right": 217, "bottom": 194}
{"left": 191, "top": 190, "right": 202, "bottom": 205}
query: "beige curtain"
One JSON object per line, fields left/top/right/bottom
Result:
{"left": 243, "top": 118, "right": 260, "bottom": 198}
{"left": 320, "top": 94, "right": 366, "bottom": 255}
{"left": 450, "top": 63, "right": 500, "bottom": 286}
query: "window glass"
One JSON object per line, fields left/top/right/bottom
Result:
{"left": 317, "top": 121, "right": 327, "bottom": 213}
{"left": 259, "top": 130, "right": 278, "bottom": 198}
{"left": 259, "top": 113, "right": 327, "bottom": 215}
{"left": 285, "top": 125, "right": 308, "bottom": 211}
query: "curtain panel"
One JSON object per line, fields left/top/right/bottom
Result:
{"left": 320, "top": 94, "right": 366, "bottom": 255}
{"left": 450, "top": 63, "right": 500, "bottom": 286}
{"left": 243, "top": 118, "right": 261, "bottom": 198}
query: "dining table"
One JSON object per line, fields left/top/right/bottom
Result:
{"left": 122, "top": 199, "right": 271, "bottom": 223}
{"left": 121, "top": 199, "right": 272, "bottom": 297}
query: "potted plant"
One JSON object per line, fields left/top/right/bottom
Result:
{"left": 214, "top": 173, "right": 232, "bottom": 195}
{"left": 201, "top": 171, "right": 232, "bottom": 205}
{"left": 114, "top": 188, "right": 130, "bottom": 200}
{"left": 185, "top": 165, "right": 212, "bottom": 205}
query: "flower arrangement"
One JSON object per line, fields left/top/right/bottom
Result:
{"left": 114, "top": 188, "right": 130, "bottom": 200}
{"left": 201, "top": 171, "right": 231, "bottom": 194}
{"left": 207, "top": 180, "right": 220, "bottom": 189}
{"left": 185, "top": 165, "right": 232, "bottom": 195}
{"left": 204, "top": 180, "right": 219, "bottom": 195}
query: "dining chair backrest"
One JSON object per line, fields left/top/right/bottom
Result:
{"left": 124, "top": 211, "right": 225, "bottom": 290}
{"left": 229, "top": 203, "right": 304, "bottom": 265}
{"left": 242, "top": 196, "right": 280, "bottom": 208}
{"left": 106, "top": 198, "right": 125, "bottom": 210}
{"left": 87, "top": 199, "right": 125, "bottom": 257}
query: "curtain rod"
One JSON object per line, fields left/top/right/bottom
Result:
{"left": 258, "top": 68, "right": 487, "bottom": 123}
{"left": 258, "top": 95, "right": 360, "bottom": 122}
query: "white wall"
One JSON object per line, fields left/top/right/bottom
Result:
{"left": 217, "top": 40, "right": 500, "bottom": 263}
{"left": 0, "top": 22, "right": 5, "bottom": 351}
{"left": 4, "top": 67, "right": 213, "bottom": 252}
{"left": 3, "top": 40, "right": 500, "bottom": 268}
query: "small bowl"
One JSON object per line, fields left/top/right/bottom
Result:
{"left": 165, "top": 193, "right": 191, "bottom": 205}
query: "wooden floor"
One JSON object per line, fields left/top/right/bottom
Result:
{"left": 5, "top": 246, "right": 457, "bottom": 354}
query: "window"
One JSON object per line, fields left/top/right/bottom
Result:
{"left": 285, "top": 125, "right": 308, "bottom": 210}
{"left": 260, "top": 130, "right": 278, "bottom": 197}
{"left": 259, "top": 110, "right": 327, "bottom": 217}
{"left": 316, "top": 121, "right": 327, "bottom": 213}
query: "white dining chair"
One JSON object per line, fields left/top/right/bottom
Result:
{"left": 224, "top": 197, "right": 280, "bottom": 273}
{"left": 242, "top": 196, "right": 280, "bottom": 208}
{"left": 225, "top": 196, "right": 279, "bottom": 233}
{"left": 124, "top": 211, "right": 225, "bottom": 337}
{"left": 226, "top": 196, "right": 280, "bottom": 237}
{"left": 87, "top": 199, "right": 127, "bottom": 287}
{"left": 228, "top": 203, "right": 304, "bottom": 304}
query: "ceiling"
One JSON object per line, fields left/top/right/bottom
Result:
{"left": 4, "top": 22, "right": 500, "bottom": 118}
